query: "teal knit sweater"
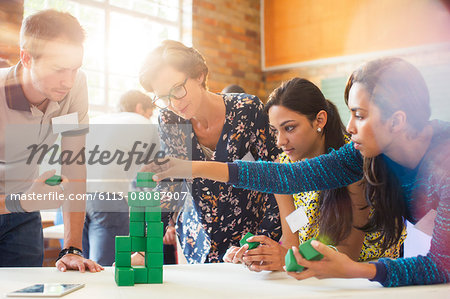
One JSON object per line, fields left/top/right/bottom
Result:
{"left": 228, "top": 120, "right": 449, "bottom": 287}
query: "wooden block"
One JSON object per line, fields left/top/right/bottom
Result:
{"left": 145, "top": 207, "right": 161, "bottom": 222}
{"left": 146, "top": 222, "right": 163, "bottom": 237}
{"left": 284, "top": 249, "right": 304, "bottom": 272}
{"left": 115, "top": 267, "right": 134, "bottom": 286}
{"left": 132, "top": 266, "right": 148, "bottom": 284}
{"left": 115, "top": 236, "right": 131, "bottom": 252}
{"left": 129, "top": 207, "right": 145, "bottom": 221}
{"left": 115, "top": 252, "right": 131, "bottom": 267}
{"left": 145, "top": 252, "right": 163, "bottom": 268}
{"left": 131, "top": 236, "right": 146, "bottom": 252}
{"left": 128, "top": 192, "right": 160, "bottom": 207}
{"left": 239, "top": 232, "right": 260, "bottom": 250}
{"left": 45, "top": 175, "right": 62, "bottom": 186}
{"left": 146, "top": 237, "right": 163, "bottom": 253}
{"left": 147, "top": 267, "right": 163, "bottom": 284}
{"left": 130, "top": 221, "right": 145, "bottom": 237}
{"left": 299, "top": 238, "right": 323, "bottom": 261}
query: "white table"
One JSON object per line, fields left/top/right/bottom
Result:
{"left": 0, "top": 264, "right": 448, "bottom": 299}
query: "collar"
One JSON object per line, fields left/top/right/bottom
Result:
{"left": 5, "top": 62, "right": 31, "bottom": 112}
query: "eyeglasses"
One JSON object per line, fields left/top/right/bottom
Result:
{"left": 152, "top": 77, "right": 188, "bottom": 109}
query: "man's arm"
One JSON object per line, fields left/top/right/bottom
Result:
{"left": 60, "top": 134, "right": 86, "bottom": 249}
{"left": 57, "top": 134, "right": 102, "bottom": 272}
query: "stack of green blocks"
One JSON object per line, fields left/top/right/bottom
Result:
{"left": 114, "top": 172, "right": 163, "bottom": 286}
{"left": 284, "top": 237, "right": 324, "bottom": 272}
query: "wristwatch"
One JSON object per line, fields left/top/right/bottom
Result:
{"left": 56, "top": 246, "right": 83, "bottom": 262}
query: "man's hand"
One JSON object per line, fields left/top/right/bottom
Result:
{"left": 56, "top": 254, "right": 103, "bottom": 273}
{"left": 21, "top": 170, "right": 69, "bottom": 212}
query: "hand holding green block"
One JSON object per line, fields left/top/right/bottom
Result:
{"left": 45, "top": 175, "right": 62, "bottom": 186}
{"left": 285, "top": 249, "right": 305, "bottom": 272}
{"left": 136, "top": 172, "right": 157, "bottom": 188}
{"left": 284, "top": 238, "right": 324, "bottom": 273}
{"left": 299, "top": 238, "right": 324, "bottom": 261}
{"left": 239, "top": 232, "right": 260, "bottom": 250}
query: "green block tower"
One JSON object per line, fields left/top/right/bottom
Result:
{"left": 114, "top": 172, "right": 164, "bottom": 286}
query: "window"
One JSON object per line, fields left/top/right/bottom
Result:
{"left": 24, "top": 0, "right": 191, "bottom": 114}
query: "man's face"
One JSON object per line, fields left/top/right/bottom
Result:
{"left": 27, "top": 38, "right": 83, "bottom": 102}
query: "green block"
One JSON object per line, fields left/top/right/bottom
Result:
{"left": 130, "top": 207, "right": 145, "bottom": 221}
{"left": 115, "top": 236, "right": 131, "bottom": 252}
{"left": 45, "top": 175, "right": 62, "bottom": 186}
{"left": 131, "top": 236, "right": 146, "bottom": 252}
{"left": 132, "top": 266, "right": 148, "bottom": 284}
{"left": 145, "top": 207, "right": 161, "bottom": 222}
{"left": 115, "top": 267, "right": 134, "bottom": 286}
{"left": 147, "top": 267, "right": 163, "bottom": 284}
{"left": 285, "top": 249, "right": 304, "bottom": 272}
{"left": 299, "top": 238, "right": 323, "bottom": 261}
{"left": 145, "top": 252, "right": 163, "bottom": 268}
{"left": 146, "top": 237, "right": 163, "bottom": 253}
{"left": 136, "top": 172, "right": 157, "bottom": 188}
{"left": 128, "top": 192, "right": 160, "bottom": 207}
{"left": 130, "top": 221, "right": 145, "bottom": 237}
{"left": 239, "top": 232, "right": 260, "bottom": 250}
{"left": 146, "top": 222, "right": 163, "bottom": 237}
{"left": 115, "top": 252, "right": 131, "bottom": 267}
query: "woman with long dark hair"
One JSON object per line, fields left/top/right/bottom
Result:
{"left": 149, "top": 57, "right": 449, "bottom": 286}
{"left": 224, "top": 78, "right": 405, "bottom": 271}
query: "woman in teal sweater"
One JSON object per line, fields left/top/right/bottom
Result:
{"left": 148, "top": 57, "right": 449, "bottom": 287}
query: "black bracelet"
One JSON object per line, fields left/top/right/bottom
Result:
{"left": 4, "top": 193, "right": 26, "bottom": 213}
{"left": 56, "top": 246, "right": 83, "bottom": 262}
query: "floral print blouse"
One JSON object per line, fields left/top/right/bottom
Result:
{"left": 158, "top": 93, "right": 281, "bottom": 263}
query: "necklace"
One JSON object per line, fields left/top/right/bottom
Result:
{"left": 31, "top": 98, "right": 48, "bottom": 108}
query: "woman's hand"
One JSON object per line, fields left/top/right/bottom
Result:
{"left": 163, "top": 226, "right": 177, "bottom": 246}
{"left": 286, "top": 240, "right": 376, "bottom": 280}
{"left": 141, "top": 157, "right": 193, "bottom": 181}
{"left": 241, "top": 235, "right": 288, "bottom": 272}
{"left": 130, "top": 252, "right": 145, "bottom": 266}
{"left": 223, "top": 244, "right": 249, "bottom": 264}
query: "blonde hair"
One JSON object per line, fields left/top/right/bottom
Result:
{"left": 20, "top": 9, "right": 85, "bottom": 59}
{"left": 139, "top": 40, "right": 209, "bottom": 92}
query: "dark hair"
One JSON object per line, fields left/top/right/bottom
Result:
{"left": 265, "top": 77, "right": 357, "bottom": 245}
{"left": 119, "top": 90, "right": 153, "bottom": 113}
{"left": 139, "top": 40, "right": 209, "bottom": 92}
{"left": 20, "top": 9, "right": 85, "bottom": 59}
{"left": 344, "top": 57, "right": 430, "bottom": 251}
{"left": 222, "top": 84, "right": 245, "bottom": 93}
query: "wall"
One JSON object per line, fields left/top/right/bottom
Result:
{"left": 0, "top": 0, "right": 23, "bottom": 64}
{"left": 263, "top": 0, "right": 450, "bottom": 121}
{"left": 192, "top": 0, "right": 264, "bottom": 98}
{"left": 263, "top": 0, "right": 450, "bottom": 68}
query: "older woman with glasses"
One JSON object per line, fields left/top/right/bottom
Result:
{"left": 138, "top": 40, "right": 281, "bottom": 264}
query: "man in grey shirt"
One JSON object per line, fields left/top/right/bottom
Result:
{"left": 0, "top": 9, "right": 102, "bottom": 272}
